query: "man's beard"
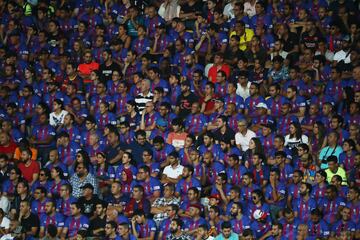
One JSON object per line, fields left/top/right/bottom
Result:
{"left": 77, "top": 172, "right": 85, "bottom": 177}
{"left": 170, "top": 228, "right": 177, "bottom": 234}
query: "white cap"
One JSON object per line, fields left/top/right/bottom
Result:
{"left": 255, "top": 102, "right": 268, "bottom": 109}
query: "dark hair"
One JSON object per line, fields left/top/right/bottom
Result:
{"left": 221, "top": 221, "right": 232, "bottom": 229}
{"left": 47, "top": 224, "right": 58, "bottom": 237}
{"left": 327, "top": 155, "right": 338, "bottom": 163}
{"left": 317, "top": 169, "right": 327, "bottom": 179}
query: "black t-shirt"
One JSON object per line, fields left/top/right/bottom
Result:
{"left": 176, "top": 92, "right": 199, "bottom": 120}
{"left": 281, "top": 32, "right": 299, "bottom": 52}
{"left": 105, "top": 142, "right": 125, "bottom": 165}
{"left": 89, "top": 215, "right": 107, "bottom": 237}
{"left": 300, "top": 31, "right": 323, "bottom": 50}
{"left": 213, "top": 127, "right": 235, "bottom": 144}
{"left": 78, "top": 195, "right": 99, "bottom": 218}
{"left": 99, "top": 62, "right": 121, "bottom": 81}
{"left": 180, "top": 0, "right": 203, "bottom": 14}
{"left": 21, "top": 213, "right": 40, "bottom": 237}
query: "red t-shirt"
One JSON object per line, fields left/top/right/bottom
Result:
{"left": 208, "top": 64, "right": 231, "bottom": 83}
{"left": 78, "top": 62, "right": 99, "bottom": 83}
{"left": 18, "top": 161, "right": 40, "bottom": 182}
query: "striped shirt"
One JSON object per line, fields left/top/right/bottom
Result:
{"left": 135, "top": 92, "right": 154, "bottom": 114}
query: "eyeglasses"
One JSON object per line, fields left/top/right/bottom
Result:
{"left": 39, "top": 173, "right": 45, "bottom": 176}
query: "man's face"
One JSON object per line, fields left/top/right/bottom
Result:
{"left": 105, "top": 224, "right": 113, "bottom": 236}
{"left": 284, "top": 212, "right": 294, "bottom": 223}
{"left": 191, "top": 103, "right": 200, "bottom": 114}
{"left": 34, "top": 189, "right": 42, "bottom": 200}
{"left": 84, "top": 53, "right": 92, "bottom": 64}
{"left": 20, "top": 151, "right": 30, "bottom": 162}
{"left": 249, "top": 84, "right": 258, "bottom": 96}
{"left": 118, "top": 225, "right": 128, "bottom": 236}
{"left": 271, "top": 225, "right": 280, "bottom": 236}
{"left": 299, "top": 183, "right": 308, "bottom": 196}
{"left": 347, "top": 188, "right": 358, "bottom": 201}
{"left": 63, "top": 114, "right": 72, "bottom": 126}
{"left": 19, "top": 202, "right": 29, "bottom": 215}
{"left": 242, "top": 175, "right": 250, "bottom": 186}
{"left": 268, "top": 86, "right": 278, "bottom": 97}
{"left": 70, "top": 205, "right": 80, "bottom": 216}
{"left": 45, "top": 202, "right": 54, "bottom": 214}
{"left": 96, "top": 83, "right": 105, "bottom": 95}
{"left": 76, "top": 164, "right": 86, "bottom": 177}
{"left": 280, "top": 104, "right": 290, "bottom": 115}
{"left": 0, "top": 157, "right": 7, "bottom": 169}
{"left": 136, "top": 134, "right": 146, "bottom": 145}
{"left": 168, "top": 156, "right": 177, "bottom": 165}
{"left": 330, "top": 118, "right": 340, "bottom": 129}
{"left": 203, "top": 154, "right": 212, "bottom": 165}
{"left": 95, "top": 204, "right": 104, "bottom": 216}
{"left": 111, "top": 183, "right": 121, "bottom": 195}
{"left": 325, "top": 189, "right": 335, "bottom": 200}
{"left": 286, "top": 88, "right": 295, "bottom": 99}
{"left": 311, "top": 213, "right": 320, "bottom": 223}
{"left": 222, "top": 228, "right": 232, "bottom": 238}
{"left": 353, "top": 67, "right": 360, "bottom": 80}
{"left": 292, "top": 172, "right": 302, "bottom": 184}
{"left": 230, "top": 204, "right": 239, "bottom": 216}
{"left": 182, "top": 168, "right": 190, "bottom": 178}
{"left": 328, "top": 161, "right": 337, "bottom": 172}
{"left": 269, "top": 171, "right": 278, "bottom": 182}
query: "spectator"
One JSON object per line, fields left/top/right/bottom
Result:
{"left": 69, "top": 162, "right": 98, "bottom": 198}
{"left": 61, "top": 202, "right": 89, "bottom": 239}
{"left": 215, "top": 221, "right": 238, "bottom": 240}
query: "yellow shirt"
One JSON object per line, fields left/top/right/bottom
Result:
{"left": 325, "top": 167, "right": 348, "bottom": 185}
{"left": 230, "top": 28, "right": 254, "bottom": 51}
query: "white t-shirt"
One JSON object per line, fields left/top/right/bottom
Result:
{"left": 49, "top": 110, "right": 68, "bottom": 127}
{"left": 0, "top": 216, "right": 10, "bottom": 229}
{"left": 235, "top": 129, "right": 257, "bottom": 151}
{"left": 284, "top": 134, "right": 309, "bottom": 149}
{"left": 163, "top": 164, "right": 184, "bottom": 179}
{"left": 333, "top": 50, "right": 351, "bottom": 63}
{"left": 236, "top": 82, "right": 251, "bottom": 100}
{"left": 0, "top": 196, "right": 10, "bottom": 214}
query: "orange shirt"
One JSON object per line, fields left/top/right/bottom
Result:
{"left": 13, "top": 147, "right": 38, "bottom": 162}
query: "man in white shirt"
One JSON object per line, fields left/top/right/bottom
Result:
{"left": 161, "top": 151, "right": 184, "bottom": 184}
{"left": 236, "top": 71, "right": 251, "bottom": 100}
{"left": 0, "top": 209, "right": 10, "bottom": 235}
{"left": 235, "top": 119, "right": 256, "bottom": 151}
{"left": 333, "top": 35, "right": 351, "bottom": 64}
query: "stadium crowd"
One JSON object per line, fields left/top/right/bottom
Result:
{"left": 0, "top": 0, "right": 359, "bottom": 239}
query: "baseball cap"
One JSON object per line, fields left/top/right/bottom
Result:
{"left": 81, "top": 183, "right": 94, "bottom": 191}
{"left": 190, "top": 203, "right": 202, "bottom": 211}
{"left": 342, "top": 35, "right": 350, "bottom": 42}
{"left": 255, "top": 102, "right": 268, "bottom": 109}
{"left": 209, "top": 194, "right": 221, "bottom": 201}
